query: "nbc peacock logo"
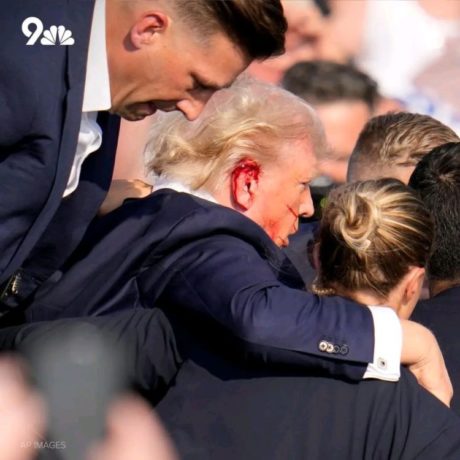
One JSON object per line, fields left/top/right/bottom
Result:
{"left": 22, "top": 17, "right": 75, "bottom": 46}
{"left": 41, "top": 25, "right": 74, "bottom": 45}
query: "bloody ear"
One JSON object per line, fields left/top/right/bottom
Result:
{"left": 231, "top": 159, "right": 261, "bottom": 210}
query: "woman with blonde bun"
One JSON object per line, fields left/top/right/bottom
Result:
{"left": 313, "top": 178, "right": 433, "bottom": 320}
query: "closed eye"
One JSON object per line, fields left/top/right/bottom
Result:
{"left": 191, "top": 76, "right": 223, "bottom": 93}
{"left": 191, "top": 72, "right": 233, "bottom": 93}
{"left": 192, "top": 80, "right": 210, "bottom": 92}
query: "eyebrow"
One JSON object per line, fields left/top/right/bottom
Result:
{"left": 303, "top": 169, "right": 318, "bottom": 181}
{"left": 298, "top": 173, "right": 315, "bottom": 184}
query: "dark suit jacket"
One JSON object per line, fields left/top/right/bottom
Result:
{"left": 0, "top": 0, "right": 119, "bottom": 298}
{"left": 411, "top": 286, "right": 460, "bottom": 414}
{"left": 28, "top": 190, "right": 376, "bottom": 381}
{"left": 156, "top": 309, "right": 460, "bottom": 460}
{"left": 159, "top": 367, "right": 460, "bottom": 460}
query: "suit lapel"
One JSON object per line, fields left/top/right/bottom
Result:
{"left": 54, "top": 0, "right": 95, "bottom": 200}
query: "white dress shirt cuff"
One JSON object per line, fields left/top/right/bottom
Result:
{"left": 363, "top": 306, "right": 402, "bottom": 381}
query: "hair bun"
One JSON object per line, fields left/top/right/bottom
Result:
{"left": 332, "top": 192, "right": 381, "bottom": 255}
{"left": 317, "top": 179, "right": 433, "bottom": 300}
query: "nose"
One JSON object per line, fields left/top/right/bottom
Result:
{"left": 299, "top": 188, "right": 315, "bottom": 218}
{"left": 176, "top": 96, "right": 210, "bottom": 121}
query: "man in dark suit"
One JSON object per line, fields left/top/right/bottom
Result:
{"left": 0, "top": 0, "right": 286, "bottom": 310}
{"left": 409, "top": 142, "right": 460, "bottom": 414}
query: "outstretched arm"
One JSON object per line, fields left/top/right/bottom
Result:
{"left": 164, "top": 235, "right": 451, "bottom": 403}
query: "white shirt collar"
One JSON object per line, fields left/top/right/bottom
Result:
{"left": 153, "top": 177, "right": 218, "bottom": 204}
{"left": 82, "top": 0, "right": 111, "bottom": 112}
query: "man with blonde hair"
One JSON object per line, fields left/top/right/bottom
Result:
{"left": 347, "top": 112, "right": 459, "bottom": 183}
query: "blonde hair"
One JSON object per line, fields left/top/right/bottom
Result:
{"left": 145, "top": 79, "right": 324, "bottom": 192}
{"left": 313, "top": 179, "right": 433, "bottom": 300}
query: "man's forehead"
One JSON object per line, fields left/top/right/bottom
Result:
{"left": 280, "top": 138, "right": 318, "bottom": 178}
{"left": 300, "top": 157, "right": 319, "bottom": 180}
{"left": 192, "top": 39, "right": 251, "bottom": 89}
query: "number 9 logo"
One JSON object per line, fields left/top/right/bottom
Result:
{"left": 22, "top": 17, "right": 44, "bottom": 45}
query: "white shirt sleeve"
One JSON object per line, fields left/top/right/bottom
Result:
{"left": 363, "top": 306, "right": 402, "bottom": 381}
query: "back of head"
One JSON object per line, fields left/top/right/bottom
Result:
{"left": 315, "top": 179, "right": 433, "bottom": 300}
{"left": 146, "top": 78, "right": 324, "bottom": 192}
{"left": 348, "top": 112, "right": 459, "bottom": 183}
{"left": 172, "top": 0, "right": 287, "bottom": 60}
{"left": 282, "top": 60, "right": 379, "bottom": 110}
{"left": 409, "top": 142, "right": 460, "bottom": 284}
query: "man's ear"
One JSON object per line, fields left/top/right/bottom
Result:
{"left": 399, "top": 266, "right": 426, "bottom": 319}
{"left": 230, "top": 159, "right": 261, "bottom": 211}
{"left": 130, "top": 12, "right": 169, "bottom": 48}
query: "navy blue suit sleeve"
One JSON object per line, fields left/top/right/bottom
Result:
{"left": 0, "top": 13, "right": 69, "bottom": 283}
{"left": 0, "top": 309, "right": 182, "bottom": 398}
{"left": 0, "top": 66, "right": 50, "bottom": 281}
{"left": 160, "top": 235, "right": 374, "bottom": 379}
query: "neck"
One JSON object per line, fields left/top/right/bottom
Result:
{"left": 212, "top": 183, "right": 236, "bottom": 209}
{"left": 429, "top": 279, "right": 460, "bottom": 297}
{"left": 333, "top": 287, "right": 387, "bottom": 308}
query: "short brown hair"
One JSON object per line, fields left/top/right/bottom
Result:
{"left": 173, "top": 0, "right": 287, "bottom": 60}
{"left": 282, "top": 60, "right": 379, "bottom": 111}
{"left": 314, "top": 179, "right": 433, "bottom": 300}
{"left": 347, "top": 112, "right": 459, "bottom": 182}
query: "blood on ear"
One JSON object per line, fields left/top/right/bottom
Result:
{"left": 231, "top": 159, "right": 261, "bottom": 208}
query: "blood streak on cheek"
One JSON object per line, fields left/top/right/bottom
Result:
{"left": 286, "top": 205, "right": 299, "bottom": 218}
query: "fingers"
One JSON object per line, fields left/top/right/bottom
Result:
{"left": 401, "top": 320, "right": 453, "bottom": 406}
{"left": 413, "top": 346, "right": 453, "bottom": 407}
{"left": 99, "top": 179, "right": 153, "bottom": 215}
{"left": 125, "top": 179, "right": 153, "bottom": 198}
